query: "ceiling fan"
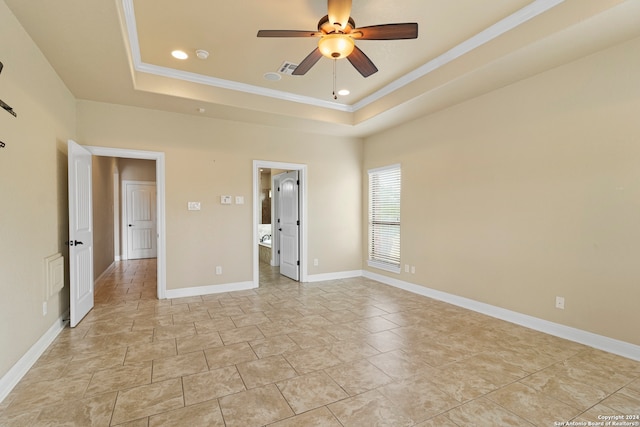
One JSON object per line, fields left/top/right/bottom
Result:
{"left": 257, "top": 0, "right": 418, "bottom": 78}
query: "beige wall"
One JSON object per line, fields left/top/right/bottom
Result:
{"left": 77, "top": 101, "right": 363, "bottom": 289}
{"left": 0, "top": 1, "right": 76, "bottom": 378}
{"left": 118, "top": 158, "right": 156, "bottom": 182}
{"left": 92, "top": 156, "right": 116, "bottom": 279}
{"left": 363, "top": 36, "right": 640, "bottom": 346}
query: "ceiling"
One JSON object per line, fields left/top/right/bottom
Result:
{"left": 4, "top": 0, "right": 640, "bottom": 137}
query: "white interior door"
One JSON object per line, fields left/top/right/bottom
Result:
{"left": 125, "top": 182, "right": 157, "bottom": 259}
{"left": 68, "top": 140, "right": 94, "bottom": 327}
{"left": 278, "top": 171, "right": 299, "bottom": 280}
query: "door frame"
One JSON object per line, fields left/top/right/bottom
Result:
{"left": 253, "top": 160, "right": 307, "bottom": 286}
{"left": 121, "top": 180, "right": 157, "bottom": 261}
{"left": 85, "top": 145, "right": 167, "bottom": 299}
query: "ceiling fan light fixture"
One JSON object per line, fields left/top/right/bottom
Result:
{"left": 318, "top": 34, "right": 354, "bottom": 59}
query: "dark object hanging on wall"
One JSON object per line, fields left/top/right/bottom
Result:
{"left": 0, "top": 61, "right": 17, "bottom": 117}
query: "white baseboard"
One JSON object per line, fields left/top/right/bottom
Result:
{"left": 0, "top": 311, "right": 69, "bottom": 403}
{"left": 363, "top": 271, "right": 640, "bottom": 362}
{"left": 306, "top": 270, "right": 364, "bottom": 283}
{"left": 165, "top": 281, "right": 257, "bottom": 299}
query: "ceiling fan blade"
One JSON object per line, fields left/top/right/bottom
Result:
{"left": 257, "top": 30, "right": 319, "bottom": 38}
{"left": 327, "top": 0, "right": 352, "bottom": 30}
{"left": 353, "top": 23, "right": 418, "bottom": 40}
{"left": 292, "top": 48, "right": 323, "bottom": 75}
{"left": 347, "top": 46, "right": 378, "bottom": 78}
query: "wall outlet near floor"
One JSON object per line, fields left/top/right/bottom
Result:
{"left": 313, "top": 258, "right": 319, "bottom": 266}
{"left": 215, "top": 266, "right": 222, "bottom": 275}
{"left": 42, "top": 302, "right": 47, "bottom": 316}
{"left": 555, "top": 296, "right": 565, "bottom": 310}
{"left": 404, "top": 264, "right": 410, "bottom": 273}
{"left": 411, "top": 266, "right": 416, "bottom": 274}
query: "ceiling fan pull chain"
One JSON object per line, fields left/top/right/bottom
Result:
{"left": 332, "top": 59, "right": 337, "bottom": 100}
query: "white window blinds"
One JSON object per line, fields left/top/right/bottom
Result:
{"left": 368, "top": 164, "right": 401, "bottom": 273}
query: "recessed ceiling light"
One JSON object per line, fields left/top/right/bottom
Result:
{"left": 263, "top": 72, "right": 282, "bottom": 81}
{"left": 338, "top": 89, "right": 350, "bottom": 96}
{"left": 171, "top": 50, "right": 188, "bottom": 60}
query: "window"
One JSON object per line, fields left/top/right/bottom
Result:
{"left": 368, "top": 164, "right": 401, "bottom": 273}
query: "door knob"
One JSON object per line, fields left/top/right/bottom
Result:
{"left": 66, "top": 240, "right": 84, "bottom": 246}
{"left": 128, "top": 224, "right": 133, "bottom": 227}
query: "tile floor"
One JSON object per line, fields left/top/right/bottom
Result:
{"left": 1, "top": 259, "right": 639, "bottom": 426}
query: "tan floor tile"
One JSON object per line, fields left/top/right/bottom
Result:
{"left": 329, "top": 340, "right": 380, "bottom": 362}
{"left": 378, "top": 373, "right": 460, "bottom": 422}
{"left": 0, "top": 409, "right": 41, "bottom": 427}
{"left": 325, "top": 359, "right": 393, "bottom": 395}
{"left": 148, "top": 400, "right": 225, "bottom": 427}
{"left": 256, "top": 319, "right": 299, "bottom": 337}
{"left": 152, "top": 351, "right": 208, "bottom": 382}
{"left": 4, "top": 260, "right": 640, "bottom": 427}
{"left": 356, "top": 316, "right": 400, "bottom": 333}
{"left": 284, "top": 346, "right": 342, "bottom": 374}
{"left": 600, "top": 386, "right": 640, "bottom": 413}
{"left": 413, "top": 414, "right": 460, "bottom": 427}
{"left": 35, "top": 392, "right": 117, "bottom": 426}
{"left": 236, "top": 355, "right": 297, "bottom": 389}
{"left": 444, "top": 351, "right": 530, "bottom": 387}
{"left": 571, "top": 402, "right": 637, "bottom": 425}
{"left": 204, "top": 342, "right": 258, "bottom": 369}
{"left": 249, "top": 334, "right": 300, "bottom": 358}
{"left": 487, "top": 382, "right": 581, "bottom": 426}
{"left": 328, "top": 389, "right": 414, "bottom": 427}
{"left": 364, "top": 330, "right": 407, "bottom": 352}
{"left": 193, "top": 316, "right": 236, "bottom": 334}
{"left": 6, "top": 373, "right": 93, "bottom": 414}
{"left": 219, "top": 325, "right": 265, "bottom": 345}
{"left": 520, "top": 365, "right": 609, "bottom": 410}
{"left": 230, "top": 312, "right": 271, "bottom": 327}
{"left": 153, "top": 323, "right": 197, "bottom": 341}
{"left": 367, "top": 349, "right": 434, "bottom": 380}
{"left": 183, "top": 366, "right": 246, "bottom": 405}
{"left": 218, "top": 383, "right": 294, "bottom": 427}
{"left": 85, "top": 362, "right": 152, "bottom": 396}
{"left": 124, "top": 339, "right": 177, "bottom": 364}
{"left": 111, "top": 378, "right": 184, "bottom": 425}
{"left": 287, "top": 328, "right": 337, "bottom": 349}
{"left": 443, "top": 397, "right": 534, "bottom": 426}
{"left": 422, "top": 365, "right": 498, "bottom": 402}
{"left": 269, "top": 407, "right": 343, "bottom": 427}
{"left": 171, "top": 310, "right": 213, "bottom": 324}
{"left": 277, "top": 371, "right": 349, "bottom": 414}
{"left": 176, "top": 331, "right": 223, "bottom": 354}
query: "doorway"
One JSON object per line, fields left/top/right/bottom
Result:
{"left": 78, "top": 143, "right": 166, "bottom": 298}
{"left": 253, "top": 160, "right": 307, "bottom": 287}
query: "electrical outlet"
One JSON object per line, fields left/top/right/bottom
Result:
{"left": 555, "top": 296, "right": 565, "bottom": 310}
{"left": 215, "top": 266, "right": 222, "bottom": 275}
{"left": 404, "top": 264, "right": 410, "bottom": 273}
{"left": 411, "top": 266, "right": 415, "bottom": 274}
{"left": 313, "top": 258, "right": 319, "bottom": 266}
{"left": 42, "top": 302, "right": 47, "bottom": 316}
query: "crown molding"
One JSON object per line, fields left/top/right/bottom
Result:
{"left": 121, "top": 0, "right": 564, "bottom": 113}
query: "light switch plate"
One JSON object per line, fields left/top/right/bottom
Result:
{"left": 221, "top": 195, "right": 232, "bottom": 205}
{"left": 188, "top": 202, "right": 201, "bottom": 211}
